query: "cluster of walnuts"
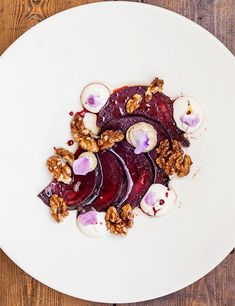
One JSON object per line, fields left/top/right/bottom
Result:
{"left": 156, "top": 139, "right": 192, "bottom": 177}
{"left": 105, "top": 204, "right": 134, "bottom": 235}
{"left": 47, "top": 147, "right": 75, "bottom": 184}
{"left": 71, "top": 113, "right": 124, "bottom": 152}
{"left": 45, "top": 77, "right": 193, "bottom": 230}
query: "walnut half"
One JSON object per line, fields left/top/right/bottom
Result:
{"left": 126, "top": 94, "right": 143, "bottom": 114}
{"left": 145, "top": 77, "right": 164, "bottom": 102}
{"left": 47, "top": 153, "right": 72, "bottom": 184}
{"left": 54, "top": 147, "right": 74, "bottom": 166}
{"left": 50, "top": 194, "right": 69, "bottom": 223}
{"left": 156, "top": 139, "right": 193, "bottom": 177}
{"left": 71, "top": 113, "right": 99, "bottom": 152}
{"left": 105, "top": 204, "right": 134, "bottom": 235}
{"left": 98, "top": 130, "right": 125, "bottom": 150}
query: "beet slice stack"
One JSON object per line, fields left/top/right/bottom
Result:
{"left": 38, "top": 156, "right": 102, "bottom": 210}
{"left": 97, "top": 85, "right": 189, "bottom": 147}
{"left": 38, "top": 84, "right": 188, "bottom": 213}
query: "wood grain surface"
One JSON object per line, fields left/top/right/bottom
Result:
{"left": 0, "top": 1, "right": 234, "bottom": 305}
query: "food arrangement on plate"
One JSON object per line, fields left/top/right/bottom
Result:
{"left": 38, "top": 77, "right": 203, "bottom": 237}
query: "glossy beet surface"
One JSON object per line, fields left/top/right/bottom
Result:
{"left": 38, "top": 156, "right": 102, "bottom": 210}
{"left": 39, "top": 84, "right": 187, "bottom": 213}
{"left": 102, "top": 115, "right": 170, "bottom": 145}
{"left": 92, "top": 150, "right": 128, "bottom": 212}
{"left": 110, "top": 141, "right": 154, "bottom": 208}
{"left": 97, "top": 86, "right": 189, "bottom": 147}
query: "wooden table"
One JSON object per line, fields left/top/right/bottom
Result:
{"left": 0, "top": 1, "right": 234, "bottom": 305}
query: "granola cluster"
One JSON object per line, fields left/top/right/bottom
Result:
{"left": 126, "top": 94, "right": 143, "bottom": 114}
{"left": 50, "top": 194, "right": 69, "bottom": 222}
{"left": 156, "top": 139, "right": 192, "bottom": 177}
{"left": 105, "top": 204, "right": 134, "bottom": 235}
{"left": 47, "top": 148, "right": 74, "bottom": 184}
{"left": 145, "top": 77, "right": 164, "bottom": 102}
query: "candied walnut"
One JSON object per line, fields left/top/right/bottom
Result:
{"left": 177, "top": 154, "right": 193, "bottom": 177}
{"left": 50, "top": 194, "right": 69, "bottom": 223}
{"left": 156, "top": 139, "right": 192, "bottom": 177}
{"left": 105, "top": 206, "right": 128, "bottom": 235}
{"left": 105, "top": 204, "right": 134, "bottom": 235}
{"left": 71, "top": 113, "right": 99, "bottom": 152}
{"left": 47, "top": 149, "right": 73, "bottom": 184}
{"left": 76, "top": 135, "right": 99, "bottom": 152}
{"left": 98, "top": 130, "right": 124, "bottom": 150}
{"left": 145, "top": 77, "right": 164, "bottom": 102}
{"left": 54, "top": 147, "right": 74, "bottom": 166}
{"left": 121, "top": 203, "right": 134, "bottom": 229}
{"left": 126, "top": 94, "right": 143, "bottom": 114}
{"left": 71, "top": 114, "right": 90, "bottom": 138}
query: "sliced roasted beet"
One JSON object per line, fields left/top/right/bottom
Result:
{"left": 38, "top": 154, "right": 102, "bottom": 210}
{"left": 97, "top": 86, "right": 189, "bottom": 147}
{"left": 102, "top": 115, "right": 170, "bottom": 146}
{"left": 91, "top": 150, "right": 128, "bottom": 212}
{"left": 97, "top": 86, "right": 146, "bottom": 126}
{"left": 110, "top": 141, "right": 154, "bottom": 208}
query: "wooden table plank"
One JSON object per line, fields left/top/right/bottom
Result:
{"left": 0, "top": 0, "right": 105, "bottom": 55}
{"left": 0, "top": 1, "right": 234, "bottom": 305}
{"left": 120, "top": 253, "right": 235, "bottom": 306}
{"left": 0, "top": 250, "right": 110, "bottom": 306}
{"left": 144, "top": 0, "right": 235, "bottom": 54}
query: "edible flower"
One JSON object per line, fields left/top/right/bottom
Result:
{"left": 73, "top": 157, "right": 90, "bottom": 175}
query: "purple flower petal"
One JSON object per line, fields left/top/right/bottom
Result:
{"left": 79, "top": 210, "right": 97, "bottom": 226}
{"left": 132, "top": 130, "right": 150, "bottom": 154}
{"left": 180, "top": 113, "right": 200, "bottom": 127}
{"left": 144, "top": 191, "right": 156, "bottom": 206}
{"left": 86, "top": 95, "right": 102, "bottom": 108}
{"left": 73, "top": 157, "right": 90, "bottom": 175}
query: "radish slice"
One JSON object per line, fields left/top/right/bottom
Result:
{"left": 126, "top": 122, "right": 157, "bottom": 154}
{"left": 173, "top": 96, "right": 203, "bottom": 133}
{"left": 83, "top": 112, "right": 100, "bottom": 135}
{"left": 81, "top": 83, "right": 110, "bottom": 113}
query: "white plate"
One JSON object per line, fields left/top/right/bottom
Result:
{"left": 0, "top": 2, "right": 234, "bottom": 303}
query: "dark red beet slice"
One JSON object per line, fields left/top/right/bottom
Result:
{"left": 38, "top": 155, "right": 102, "bottom": 210}
{"left": 103, "top": 116, "right": 170, "bottom": 192}
{"left": 97, "top": 86, "right": 189, "bottom": 147}
{"left": 101, "top": 115, "right": 170, "bottom": 146}
{"left": 91, "top": 150, "right": 128, "bottom": 212}
{"left": 110, "top": 141, "right": 155, "bottom": 208}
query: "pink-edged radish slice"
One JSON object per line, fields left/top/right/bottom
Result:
{"left": 81, "top": 82, "right": 111, "bottom": 113}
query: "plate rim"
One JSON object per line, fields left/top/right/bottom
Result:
{"left": 0, "top": 1, "right": 234, "bottom": 303}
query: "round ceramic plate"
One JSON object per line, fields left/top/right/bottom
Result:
{"left": 0, "top": 2, "right": 234, "bottom": 303}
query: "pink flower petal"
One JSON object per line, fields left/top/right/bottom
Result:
{"left": 79, "top": 210, "right": 97, "bottom": 226}
{"left": 144, "top": 191, "right": 156, "bottom": 206}
{"left": 73, "top": 157, "right": 90, "bottom": 175}
{"left": 180, "top": 113, "right": 200, "bottom": 127}
{"left": 86, "top": 95, "right": 102, "bottom": 108}
{"left": 132, "top": 130, "right": 150, "bottom": 154}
